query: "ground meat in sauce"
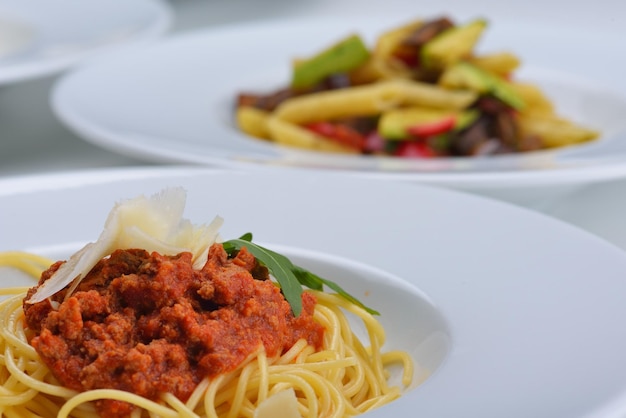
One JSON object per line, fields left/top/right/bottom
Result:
{"left": 23, "top": 244, "right": 325, "bottom": 418}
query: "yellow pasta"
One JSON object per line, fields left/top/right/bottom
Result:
{"left": 274, "top": 80, "right": 476, "bottom": 125}
{"left": 391, "top": 79, "right": 477, "bottom": 109}
{"left": 374, "top": 19, "right": 424, "bottom": 61}
{"left": 468, "top": 52, "right": 521, "bottom": 76}
{"left": 273, "top": 82, "right": 403, "bottom": 124}
{"left": 236, "top": 106, "right": 272, "bottom": 139}
{"left": 517, "top": 113, "right": 599, "bottom": 148}
{"left": 511, "top": 82, "right": 555, "bottom": 116}
{"left": 350, "top": 18, "right": 426, "bottom": 82}
{"left": 349, "top": 56, "right": 412, "bottom": 84}
{"left": 0, "top": 251, "right": 54, "bottom": 279}
{"left": 267, "top": 117, "right": 359, "bottom": 153}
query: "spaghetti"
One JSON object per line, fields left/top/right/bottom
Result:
{"left": 0, "top": 250, "right": 414, "bottom": 418}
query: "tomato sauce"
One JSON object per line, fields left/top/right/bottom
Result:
{"left": 23, "top": 244, "right": 325, "bottom": 417}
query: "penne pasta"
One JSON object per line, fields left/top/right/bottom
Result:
{"left": 267, "top": 117, "right": 359, "bottom": 153}
{"left": 273, "top": 81, "right": 404, "bottom": 124}
{"left": 391, "top": 79, "right": 477, "bottom": 109}
{"left": 236, "top": 106, "right": 272, "bottom": 139}
{"left": 274, "top": 80, "right": 476, "bottom": 125}
{"left": 469, "top": 52, "right": 521, "bottom": 76}
{"left": 518, "top": 113, "right": 599, "bottom": 148}
{"left": 350, "top": 56, "right": 412, "bottom": 84}
{"left": 512, "top": 82, "right": 555, "bottom": 116}
{"left": 374, "top": 19, "right": 424, "bottom": 60}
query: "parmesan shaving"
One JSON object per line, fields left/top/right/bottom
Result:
{"left": 253, "top": 388, "right": 301, "bottom": 418}
{"left": 27, "top": 187, "right": 223, "bottom": 304}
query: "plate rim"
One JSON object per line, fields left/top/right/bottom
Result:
{"left": 49, "top": 15, "right": 626, "bottom": 189}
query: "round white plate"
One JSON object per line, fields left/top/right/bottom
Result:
{"left": 0, "top": 0, "right": 171, "bottom": 85}
{"left": 2, "top": 166, "right": 626, "bottom": 417}
{"left": 50, "top": 16, "right": 626, "bottom": 196}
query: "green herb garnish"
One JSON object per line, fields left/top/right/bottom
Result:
{"left": 222, "top": 233, "right": 379, "bottom": 317}
{"left": 292, "top": 266, "right": 380, "bottom": 316}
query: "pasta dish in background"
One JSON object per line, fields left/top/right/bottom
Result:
{"left": 235, "top": 16, "right": 598, "bottom": 158}
{"left": 0, "top": 188, "right": 413, "bottom": 418}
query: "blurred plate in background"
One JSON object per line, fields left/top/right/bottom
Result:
{"left": 0, "top": 0, "right": 171, "bottom": 85}
{"left": 50, "top": 16, "right": 626, "bottom": 206}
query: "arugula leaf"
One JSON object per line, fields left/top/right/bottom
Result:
{"left": 222, "top": 233, "right": 379, "bottom": 317}
{"left": 260, "top": 246, "right": 379, "bottom": 315}
{"left": 223, "top": 235, "right": 304, "bottom": 317}
{"left": 292, "top": 266, "right": 380, "bottom": 315}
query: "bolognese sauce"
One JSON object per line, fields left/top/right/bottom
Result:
{"left": 23, "top": 243, "right": 325, "bottom": 417}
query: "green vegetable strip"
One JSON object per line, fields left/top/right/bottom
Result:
{"left": 292, "top": 266, "right": 380, "bottom": 316}
{"left": 291, "top": 34, "right": 370, "bottom": 90}
{"left": 222, "top": 233, "right": 379, "bottom": 317}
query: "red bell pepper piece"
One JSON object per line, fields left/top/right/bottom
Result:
{"left": 306, "top": 121, "right": 335, "bottom": 137}
{"left": 406, "top": 115, "right": 456, "bottom": 138}
{"left": 305, "top": 122, "right": 367, "bottom": 151}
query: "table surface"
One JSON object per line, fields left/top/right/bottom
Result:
{"left": 2, "top": 0, "right": 626, "bottom": 253}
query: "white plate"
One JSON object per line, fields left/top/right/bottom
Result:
{"left": 0, "top": 0, "right": 171, "bottom": 85}
{"left": 2, "top": 166, "right": 626, "bottom": 417}
{"left": 50, "top": 16, "right": 626, "bottom": 201}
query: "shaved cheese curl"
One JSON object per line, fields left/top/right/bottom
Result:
{"left": 27, "top": 187, "right": 223, "bottom": 304}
